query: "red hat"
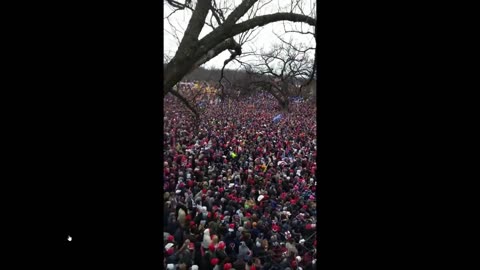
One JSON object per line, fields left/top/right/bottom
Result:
{"left": 224, "top": 263, "right": 232, "bottom": 270}
{"left": 209, "top": 243, "right": 215, "bottom": 252}
{"left": 218, "top": 241, "right": 226, "bottom": 250}
{"left": 167, "top": 235, "right": 174, "bottom": 242}
{"left": 211, "top": 258, "right": 219, "bottom": 265}
{"left": 302, "top": 205, "right": 308, "bottom": 210}
{"left": 229, "top": 223, "right": 235, "bottom": 232}
{"left": 306, "top": 223, "right": 316, "bottom": 230}
{"left": 188, "top": 180, "right": 194, "bottom": 187}
{"left": 202, "top": 188, "right": 207, "bottom": 194}
{"left": 166, "top": 248, "right": 175, "bottom": 256}
{"left": 179, "top": 182, "right": 185, "bottom": 188}
{"left": 250, "top": 265, "right": 256, "bottom": 270}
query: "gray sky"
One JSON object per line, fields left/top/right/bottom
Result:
{"left": 164, "top": 0, "right": 315, "bottom": 70}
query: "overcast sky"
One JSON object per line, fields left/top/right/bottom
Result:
{"left": 164, "top": 0, "right": 315, "bottom": 70}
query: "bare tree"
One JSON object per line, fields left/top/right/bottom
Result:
{"left": 164, "top": 0, "right": 316, "bottom": 118}
{"left": 233, "top": 40, "right": 315, "bottom": 111}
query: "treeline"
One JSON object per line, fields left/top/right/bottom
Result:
{"left": 183, "top": 67, "right": 249, "bottom": 85}
{"left": 164, "top": 65, "right": 316, "bottom": 99}
{"left": 182, "top": 67, "right": 263, "bottom": 97}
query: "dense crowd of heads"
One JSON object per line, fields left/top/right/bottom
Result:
{"left": 163, "top": 89, "right": 317, "bottom": 270}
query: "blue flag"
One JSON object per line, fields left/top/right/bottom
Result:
{"left": 273, "top": 114, "right": 282, "bottom": 123}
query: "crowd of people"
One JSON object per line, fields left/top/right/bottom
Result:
{"left": 163, "top": 89, "right": 317, "bottom": 270}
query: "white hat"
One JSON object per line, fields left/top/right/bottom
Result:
{"left": 176, "top": 190, "right": 181, "bottom": 194}
{"left": 296, "top": 256, "right": 302, "bottom": 262}
{"left": 299, "top": 239, "right": 306, "bottom": 244}
{"left": 191, "top": 266, "right": 199, "bottom": 270}
{"left": 257, "top": 195, "right": 264, "bottom": 202}
{"left": 167, "top": 264, "right": 175, "bottom": 270}
{"left": 229, "top": 183, "right": 234, "bottom": 188}
{"left": 165, "top": 243, "right": 174, "bottom": 250}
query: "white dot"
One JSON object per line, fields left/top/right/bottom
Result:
{"left": 67, "top": 236, "right": 72, "bottom": 241}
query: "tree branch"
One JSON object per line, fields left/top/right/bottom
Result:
{"left": 224, "top": 0, "right": 259, "bottom": 26}
{"left": 188, "top": 38, "right": 239, "bottom": 74}
{"left": 199, "top": 12, "right": 315, "bottom": 51}
{"left": 177, "top": 0, "right": 211, "bottom": 53}
{"left": 169, "top": 88, "right": 200, "bottom": 120}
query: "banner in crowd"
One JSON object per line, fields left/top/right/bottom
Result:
{"left": 273, "top": 114, "right": 283, "bottom": 123}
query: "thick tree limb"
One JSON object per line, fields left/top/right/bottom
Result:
{"left": 224, "top": 0, "right": 259, "bottom": 26}
{"left": 189, "top": 38, "right": 239, "bottom": 73}
{"left": 198, "top": 12, "right": 315, "bottom": 53}
{"left": 177, "top": 0, "right": 211, "bottom": 54}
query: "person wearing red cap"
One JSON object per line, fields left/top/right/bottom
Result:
{"left": 166, "top": 246, "right": 175, "bottom": 256}
{"left": 167, "top": 235, "right": 174, "bottom": 243}
{"left": 223, "top": 263, "right": 232, "bottom": 270}
{"left": 208, "top": 243, "right": 216, "bottom": 253}
{"left": 216, "top": 241, "right": 228, "bottom": 261}
{"left": 210, "top": 257, "right": 219, "bottom": 266}
{"left": 291, "top": 259, "right": 298, "bottom": 269}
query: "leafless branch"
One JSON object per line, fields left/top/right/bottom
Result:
{"left": 166, "top": 0, "right": 195, "bottom": 11}
{"left": 169, "top": 88, "right": 200, "bottom": 120}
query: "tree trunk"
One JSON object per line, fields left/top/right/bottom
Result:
{"left": 280, "top": 98, "right": 289, "bottom": 112}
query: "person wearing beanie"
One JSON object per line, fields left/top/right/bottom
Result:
{"left": 202, "top": 228, "right": 212, "bottom": 249}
